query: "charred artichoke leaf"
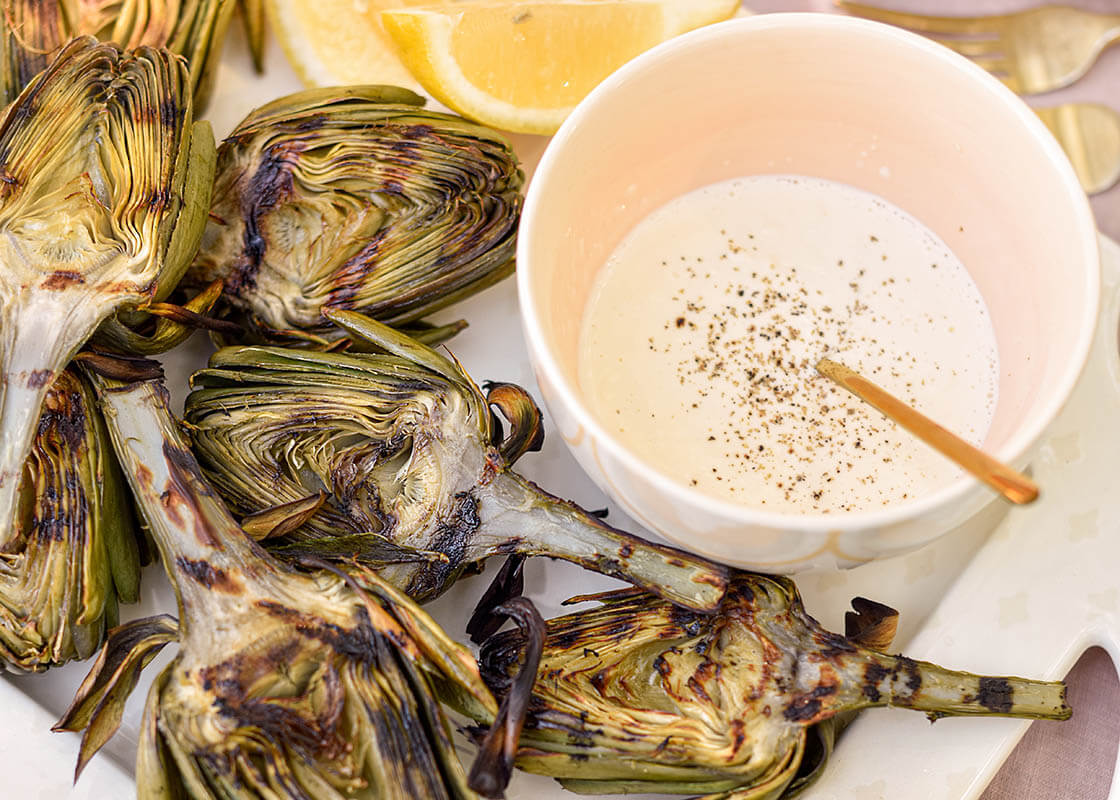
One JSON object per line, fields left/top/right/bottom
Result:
{"left": 186, "top": 85, "right": 524, "bottom": 342}
{"left": 0, "top": 367, "right": 141, "bottom": 671}
{"left": 183, "top": 310, "right": 729, "bottom": 611}
{"left": 476, "top": 576, "right": 1071, "bottom": 799}
{"left": 67, "top": 371, "right": 497, "bottom": 799}
{"left": 54, "top": 614, "right": 178, "bottom": 779}
{"left": 0, "top": 38, "right": 215, "bottom": 549}
{"left": 467, "top": 596, "right": 545, "bottom": 798}
{"left": 0, "top": 1, "right": 237, "bottom": 109}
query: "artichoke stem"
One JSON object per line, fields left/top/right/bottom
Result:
{"left": 0, "top": 293, "right": 109, "bottom": 547}
{"left": 864, "top": 652, "right": 1071, "bottom": 721}
{"left": 93, "top": 375, "right": 283, "bottom": 644}
{"left": 477, "top": 471, "right": 728, "bottom": 613}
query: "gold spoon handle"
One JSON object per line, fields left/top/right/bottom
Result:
{"left": 816, "top": 357, "right": 1039, "bottom": 505}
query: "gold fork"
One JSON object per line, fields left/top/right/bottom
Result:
{"left": 837, "top": 2, "right": 1120, "bottom": 94}
{"left": 1035, "top": 103, "right": 1120, "bottom": 195}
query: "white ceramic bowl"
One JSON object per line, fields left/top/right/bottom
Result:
{"left": 516, "top": 13, "right": 1100, "bottom": 571}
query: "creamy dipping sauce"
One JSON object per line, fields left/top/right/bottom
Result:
{"left": 578, "top": 176, "right": 999, "bottom": 514}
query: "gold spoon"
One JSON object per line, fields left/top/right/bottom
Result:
{"left": 816, "top": 357, "right": 1039, "bottom": 505}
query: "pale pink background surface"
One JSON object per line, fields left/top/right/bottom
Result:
{"left": 744, "top": 2, "right": 1120, "bottom": 798}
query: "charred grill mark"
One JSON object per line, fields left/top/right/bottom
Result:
{"left": 203, "top": 645, "right": 349, "bottom": 760}
{"left": 404, "top": 490, "right": 480, "bottom": 598}
{"left": 724, "top": 578, "right": 757, "bottom": 607}
{"left": 27, "top": 383, "right": 91, "bottom": 541}
{"left": 255, "top": 600, "right": 382, "bottom": 665}
{"left": 668, "top": 603, "right": 705, "bottom": 637}
{"left": 146, "top": 186, "right": 171, "bottom": 212}
{"left": 175, "top": 557, "right": 241, "bottom": 592}
{"left": 324, "top": 227, "right": 389, "bottom": 311}
{"left": 295, "top": 115, "right": 326, "bottom": 132}
{"left": 163, "top": 440, "right": 216, "bottom": 498}
{"left": 38, "top": 388, "right": 86, "bottom": 446}
{"left": 41, "top": 270, "right": 84, "bottom": 289}
{"left": 898, "top": 656, "right": 922, "bottom": 694}
{"left": 977, "top": 677, "right": 1014, "bottom": 714}
{"left": 687, "top": 674, "right": 712, "bottom": 704}
{"left": 200, "top": 640, "right": 302, "bottom": 692}
{"left": 863, "top": 662, "right": 889, "bottom": 702}
{"left": 161, "top": 441, "right": 220, "bottom": 546}
{"left": 135, "top": 463, "right": 154, "bottom": 489}
{"left": 693, "top": 659, "right": 721, "bottom": 685}
{"left": 231, "top": 143, "right": 302, "bottom": 293}
{"left": 27, "top": 369, "right": 53, "bottom": 389}
{"left": 783, "top": 684, "right": 837, "bottom": 722}
{"left": 159, "top": 97, "right": 180, "bottom": 128}
{"left": 32, "top": 486, "right": 88, "bottom": 543}
{"left": 599, "top": 619, "right": 636, "bottom": 639}
{"left": 813, "top": 628, "right": 858, "bottom": 660}
{"left": 391, "top": 123, "right": 435, "bottom": 160}
{"left": 549, "top": 624, "right": 591, "bottom": 651}
{"left": 729, "top": 719, "right": 746, "bottom": 754}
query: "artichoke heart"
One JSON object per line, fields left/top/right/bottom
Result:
{"left": 186, "top": 86, "right": 524, "bottom": 342}
{"left": 476, "top": 577, "right": 1071, "bottom": 799}
{"left": 0, "top": 38, "right": 215, "bottom": 549}
{"left": 0, "top": 0, "right": 237, "bottom": 109}
{"left": 184, "top": 310, "right": 728, "bottom": 612}
{"left": 0, "top": 367, "right": 140, "bottom": 671}
{"left": 58, "top": 372, "right": 498, "bottom": 799}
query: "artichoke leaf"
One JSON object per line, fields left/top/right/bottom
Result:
{"left": 484, "top": 382, "right": 544, "bottom": 465}
{"left": 0, "top": 38, "right": 214, "bottom": 549}
{"left": 53, "top": 613, "right": 178, "bottom": 780}
{"left": 236, "top": 0, "right": 266, "bottom": 72}
{"left": 241, "top": 490, "right": 328, "bottom": 540}
{"left": 184, "top": 310, "right": 730, "bottom": 612}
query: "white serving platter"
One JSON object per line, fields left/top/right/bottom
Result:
{"left": 2, "top": 18, "right": 1118, "bottom": 800}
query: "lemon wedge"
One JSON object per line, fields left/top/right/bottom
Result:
{"left": 266, "top": 0, "right": 437, "bottom": 91}
{"left": 381, "top": 0, "right": 740, "bottom": 134}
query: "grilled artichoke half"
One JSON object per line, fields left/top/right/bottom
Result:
{"left": 0, "top": 368, "right": 140, "bottom": 671}
{"left": 476, "top": 577, "right": 1071, "bottom": 799}
{"left": 57, "top": 373, "right": 499, "bottom": 799}
{"left": 186, "top": 86, "right": 524, "bottom": 344}
{"left": 0, "top": 0, "right": 236, "bottom": 109}
{"left": 184, "top": 310, "right": 728, "bottom": 611}
{"left": 0, "top": 38, "right": 215, "bottom": 547}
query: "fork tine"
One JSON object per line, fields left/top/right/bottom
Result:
{"left": 926, "top": 36, "right": 1002, "bottom": 59}
{"left": 995, "top": 72, "right": 1023, "bottom": 93}
{"left": 836, "top": 1, "right": 1010, "bottom": 36}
